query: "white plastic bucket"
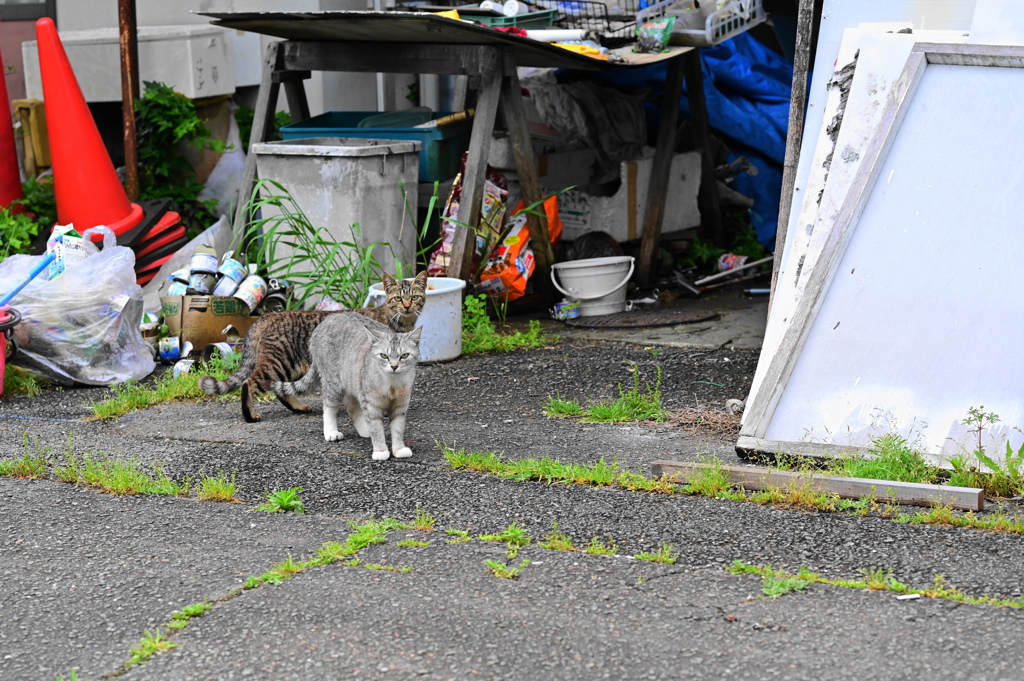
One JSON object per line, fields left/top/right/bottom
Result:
{"left": 363, "top": 276, "right": 466, "bottom": 362}
{"left": 550, "top": 256, "right": 635, "bottom": 317}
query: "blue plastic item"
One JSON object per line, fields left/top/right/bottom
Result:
{"left": 280, "top": 111, "right": 472, "bottom": 182}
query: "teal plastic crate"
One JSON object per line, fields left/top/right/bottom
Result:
{"left": 279, "top": 111, "right": 472, "bottom": 182}
{"left": 459, "top": 5, "right": 557, "bottom": 28}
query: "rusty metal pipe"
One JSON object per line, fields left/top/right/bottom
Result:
{"left": 119, "top": 0, "right": 140, "bottom": 201}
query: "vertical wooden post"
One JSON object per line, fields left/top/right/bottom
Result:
{"left": 234, "top": 40, "right": 282, "bottom": 234}
{"left": 118, "top": 0, "right": 140, "bottom": 201}
{"left": 684, "top": 48, "right": 723, "bottom": 248}
{"left": 499, "top": 52, "right": 553, "bottom": 298}
{"left": 637, "top": 52, "right": 685, "bottom": 287}
{"left": 448, "top": 47, "right": 501, "bottom": 280}
{"left": 768, "top": 0, "right": 815, "bottom": 315}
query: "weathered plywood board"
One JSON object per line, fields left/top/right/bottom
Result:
{"left": 651, "top": 459, "right": 985, "bottom": 511}
{"left": 748, "top": 29, "right": 968, "bottom": 432}
{"left": 742, "top": 43, "right": 1024, "bottom": 464}
{"left": 777, "top": 0, "right": 976, "bottom": 285}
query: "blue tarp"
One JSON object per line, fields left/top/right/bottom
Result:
{"left": 588, "top": 32, "right": 793, "bottom": 248}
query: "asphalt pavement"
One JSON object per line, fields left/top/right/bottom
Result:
{"left": 5, "top": 293, "right": 1024, "bottom": 681}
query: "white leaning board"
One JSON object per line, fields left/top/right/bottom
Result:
{"left": 747, "top": 29, "right": 968, "bottom": 428}
{"left": 740, "top": 44, "right": 1024, "bottom": 465}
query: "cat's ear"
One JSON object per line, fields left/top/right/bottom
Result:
{"left": 382, "top": 273, "right": 397, "bottom": 288}
{"left": 413, "top": 270, "right": 428, "bottom": 290}
{"left": 364, "top": 324, "right": 387, "bottom": 343}
{"left": 407, "top": 326, "right": 424, "bottom": 344}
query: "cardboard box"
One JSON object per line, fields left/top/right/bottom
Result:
{"left": 159, "top": 296, "right": 256, "bottom": 352}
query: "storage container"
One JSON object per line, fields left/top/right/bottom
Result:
{"left": 280, "top": 111, "right": 472, "bottom": 182}
{"left": 252, "top": 137, "right": 421, "bottom": 279}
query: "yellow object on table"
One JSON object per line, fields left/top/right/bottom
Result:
{"left": 552, "top": 43, "right": 598, "bottom": 54}
{"left": 434, "top": 9, "right": 461, "bottom": 19}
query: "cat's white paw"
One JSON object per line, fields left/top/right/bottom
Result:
{"left": 371, "top": 450, "right": 390, "bottom": 461}
{"left": 324, "top": 430, "right": 344, "bottom": 442}
{"left": 393, "top": 447, "right": 413, "bottom": 459}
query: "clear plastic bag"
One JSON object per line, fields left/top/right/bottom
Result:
{"left": 0, "top": 226, "right": 155, "bottom": 386}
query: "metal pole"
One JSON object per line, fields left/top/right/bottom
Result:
{"left": 118, "top": 0, "right": 140, "bottom": 201}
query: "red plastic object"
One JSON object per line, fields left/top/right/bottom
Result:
{"left": 0, "top": 27, "right": 22, "bottom": 212}
{"left": 135, "top": 224, "right": 186, "bottom": 260}
{"left": 36, "top": 18, "right": 143, "bottom": 236}
{"left": 142, "top": 211, "right": 182, "bottom": 242}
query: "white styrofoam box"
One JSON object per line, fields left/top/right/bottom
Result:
{"left": 23, "top": 24, "right": 236, "bottom": 102}
{"left": 547, "top": 149, "right": 701, "bottom": 243}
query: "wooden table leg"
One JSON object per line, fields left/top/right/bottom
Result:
{"left": 684, "top": 48, "right": 724, "bottom": 248}
{"left": 233, "top": 40, "right": 282, "bottom": 233}
{"left": 637, "top": 52, "right": 686, "bottom": 287}
{"left": 276, "top": 70, "right": 312, "bottom": 124}
{"left": 449, "top": 47, "right": 502, "bottom": 281}
{"left": 499, "top": 52, "right": 554, "bottom": 299}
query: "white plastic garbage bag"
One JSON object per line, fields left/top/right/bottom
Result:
{"left": 0, "top": 226, "right": 155, "bottom": 386}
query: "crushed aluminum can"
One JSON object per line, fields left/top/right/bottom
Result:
{"left": 188, "top": 272, "right": 216, "bottom": 295}
{"left": 190, "top": 244, "right": 219, "bottom": 275}
{"left": 172, "top": 359, "right": 196, "bottom": 379}
{"left": 211, "top": 274, "right": 241, "bottom": 297}
{"left": 550, "top": 299, "right": 580, "bottom": 321}
{"left": 233, "top": 274, "right": 267, "bottom": 313}
{"left": 201, "top": 342, "right": 236, "bottom": 364}
{"left": 158, "top": 337, "right": 194, "bottom": 363}
{"left": 217, "top": 253, "right": 247, "bottom": 284}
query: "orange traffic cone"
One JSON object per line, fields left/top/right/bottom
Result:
{"left": 0, "top": 21, "right": 23, "bottom": 211}
{"left": 36, "top": 17, "right": 142, "bottom": 236}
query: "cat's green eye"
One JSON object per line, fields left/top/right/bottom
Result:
{"left": 400, "top": 353, "right": 410, "bottom": 359}
{"left": 380, "top": 353, "right": 388, "bottom": 359}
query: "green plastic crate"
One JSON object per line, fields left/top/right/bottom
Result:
{"left": 460, "top": 5, "right": 557, "bottom": 28}
{"left": 279, "top": 111, "right": 472, "bottom": 182}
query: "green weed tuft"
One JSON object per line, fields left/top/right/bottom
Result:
{"left": 634, "top": 543, "right": 679, "bottom": 565}
{"left": 254, "top": 487, "right": 306, "bottom": 513}
{"left": 461, "top": 294, "right": 556, "bottom": 354}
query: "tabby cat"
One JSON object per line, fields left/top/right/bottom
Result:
{"left": 198, "top": 270, "right": 428, "bottom": 423}
{"left": 271, "top": 314, "right": 423, "bottom": 460}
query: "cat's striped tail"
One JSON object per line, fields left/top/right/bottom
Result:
{"left": 198, "top": 340, "right": 256, "bottom": 395}
{"left": 272, "top": 364, "right": 320, "bottom": 396}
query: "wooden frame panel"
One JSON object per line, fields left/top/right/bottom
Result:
{"left": 739, "top": 43, "right": 1024, "bottom": 463}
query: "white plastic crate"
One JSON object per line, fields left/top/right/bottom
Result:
{"left": 638, "top": 0, "right": 767, "bottom": 47}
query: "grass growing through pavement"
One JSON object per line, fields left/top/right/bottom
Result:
{"left": 543, "top": 366, "right": 669, "bottom": 423}
{"left": 726, "top": 560, "right": 1024, "bottom": 609}
{"left": 253, "top": 487, "right": 307, "bottom": 513}
{"left": 196, "top": 471, "right": 240, "bottom": 502}
{"left": 461, "top": 294, "right": 557, "bottom": 354}
{"left": 0, "top": 434, "right": 248, "bottom": 502}
{"left": 479, "top": 522, "right": 531, "bottom": 547}
{"left": 539, "top": 524, "right": 576, "bottom": 551}
{"left": 485, "top": 558, "right": 530, "bottom": 579}
{"left": 89, "top": 350, "right": 241, "bottom": 419}
{"left": 0, "top": 453, "right": 47, "bottom": 479}
{"left": 439, "top": 442, "right": 1024, "bottom": 539}
{"left": 634, "top": 542, "right": 679, "bottom": 565}
{"left": 53, "top": 449, "right": 190, "bottom": 497}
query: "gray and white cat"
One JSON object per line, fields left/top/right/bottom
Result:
{"left": 270, "top": 314, "right": 423, "bottom": 461}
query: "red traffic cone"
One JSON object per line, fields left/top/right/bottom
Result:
{"left": 36, "top": 17, "right": 142, "bottom": 236}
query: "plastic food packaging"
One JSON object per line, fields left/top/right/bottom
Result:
{"left": 634, "top": 15, "right": 675, "bottom": 53}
